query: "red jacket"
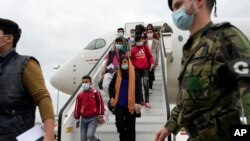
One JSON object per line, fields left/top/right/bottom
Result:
{"left": 130, "top": 45, "right": 154, "bottom": 70}
{"left": 74, "top": 88, "right": 104, "bottom": 119}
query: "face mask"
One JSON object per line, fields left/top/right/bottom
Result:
{"left": 147, "top": 33, "right": 153, "bottom": 39}
{"left": 118, "top": 32, "right": 124, "bottom": 37}
{"left": 129, "top": 38, "right": 135, "bottom": 45}
{"left": 115, "top": 44, "right": 123, "bottom": 50}
{"left": 121, "top": 64, "right": 128, "bottom": 70}
{"left": 136, "top": 41, "right": 143, "bottom": 47}
{"left": 82, "top": 83, "right": 90, "bottom": 91}
{"left": 172, "top": 6, "right": 194, "bottom": 30}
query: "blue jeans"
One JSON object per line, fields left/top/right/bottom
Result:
{"left": 80, "top": 116, "right": 99, "bottom": 141}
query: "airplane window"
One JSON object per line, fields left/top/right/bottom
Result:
{"left": 84, "top": 38, "right": 106, "bottom": 50}
{"left": 95, "top": 39, "right": 106, "bottom": 49}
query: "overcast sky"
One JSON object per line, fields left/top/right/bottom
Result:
{"left": 1, "top": 0, "right": 250, "bottom": 118}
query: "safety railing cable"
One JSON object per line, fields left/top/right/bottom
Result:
{"left": 57, "top": 41, "right": 113, "bottom": 141}
{"left": 159, "top": 31, "right": 172, "bottom": 141}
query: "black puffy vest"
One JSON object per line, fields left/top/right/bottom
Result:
{"left": 0, "top": 51, "right": 37, "bottom": 141}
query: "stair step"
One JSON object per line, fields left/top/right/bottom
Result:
{"left": 95, "top": 66, "right": 166, "bottom": 141}
{"left": 96, "top": 131, "right": 158, "bottom": 141}
{"left": 104, "top": 115, "right": 165, "bottom": 124}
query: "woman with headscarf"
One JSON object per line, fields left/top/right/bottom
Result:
{"left": 108, "top": 56, "right": 142, "bottom": 141}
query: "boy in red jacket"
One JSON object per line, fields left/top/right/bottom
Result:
{"left": 74, "top": 75, "right": 104, "bottom": 141}
{"left": 130, "top": 34, "right": 154, "bottom": 108}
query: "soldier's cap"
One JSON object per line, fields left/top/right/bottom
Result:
{"left": 168, "top": 0, "right": 173, "bottom": 11}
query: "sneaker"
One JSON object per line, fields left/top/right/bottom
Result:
{"left": 145, "top": 102, "right": 151, "bottom": 109}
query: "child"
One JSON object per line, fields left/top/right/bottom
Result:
{"left": 130, "top": 34, "right": 154, "bottom": 108}
{"left": 74, "top": 75, "right": 104, "bottom": 141}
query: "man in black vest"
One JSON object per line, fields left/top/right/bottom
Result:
{"left": 0, "top": 18, "right": 55, "bottom": 141}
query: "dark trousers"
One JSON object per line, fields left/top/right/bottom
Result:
{"left": 149, "top": 69, "right": 155, "bottom": 89}
{"left": 115, "top": 106, "right": 136, "bottom": 141}
{"left": 136, "top": 70, "right": 150, "bottom": 102}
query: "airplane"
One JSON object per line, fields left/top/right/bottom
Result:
{"left": 50, "top": 18, "right": 250, "bottom": 96}
{"left": 50, "top": 18, "right": 250, "bottom": 141}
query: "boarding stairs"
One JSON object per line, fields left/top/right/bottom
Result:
{"left": 95, "top": 59, "right": 166, "bottom": 141}
{"left": 56, "top": 30, "right": 188, "bottom": 141}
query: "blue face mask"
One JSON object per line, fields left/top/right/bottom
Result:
{"left": 118, "top": 32, "right": 124, "bottom": 37}
{"left": 121, "top": 64, "right": 128, "bottom": 70}
{"left": 115, "top": 44, "right": 123, "bottom": 50}
{"left": 82, "top": 83, "right": 90, "bottom": 91}
{"left": 172, "top": 6, "right": 194, "bottom": 30}
{"left": 129, "top": 38, "right": 135, "bottom": 46}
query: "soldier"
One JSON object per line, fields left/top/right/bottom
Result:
{"left": 155, "top": 0, "right": 250, "bottom": 141}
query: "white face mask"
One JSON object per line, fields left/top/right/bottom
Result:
{"left": 121, "top": 64, "right": 128, "bottom": 70}
{"left": 136, "top": 41, "right": 143, "bottom": 46}
{"left": 147, "top": 33, "right": 153, "bottom": 39}
{"left": 82, "top": 83, "right": 90, "bottom": 91}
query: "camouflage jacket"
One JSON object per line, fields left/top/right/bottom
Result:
{"left": 165, "top": 22, "right": 250, "bottom": 134}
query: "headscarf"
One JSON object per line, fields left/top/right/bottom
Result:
{"left": 113, "top": 56, "right": 135, "bottom": 114}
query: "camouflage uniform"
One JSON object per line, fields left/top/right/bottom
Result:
{"left": 165, "top": 22, "right": 250, "bottom": 141}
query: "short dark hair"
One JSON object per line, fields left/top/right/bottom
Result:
{"left": 146, "top": 24, "right": 154, "bottom": 30}
{"left": 135, "top": 24, "right": 146, "bottom": 36}
{"left": 0, "top": 18, "right": 21, "bottom": 48}
{"left": 115, "top": 37, "right": 123, "bottom": 43}
{"left": 117, "top": 28, "right": 124, "bottom": 32}
{"left": 206, "top": 0, "right": 215, "bottom": 12}
{"left": 147, "top": 28, "right": 155, "bottom": 33}
{"left": 135, "top": 34, "right": 142, "bottom": 42}
{"left": 82, "top": 75, "right": 92, "bottom": 82}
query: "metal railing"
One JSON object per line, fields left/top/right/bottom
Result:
{"left": 159, "top": 31, "right": 172, "bottom": 141}
{"left": 57, "top": 41, "right": 113, "bottom": 141}
{"left": 57, "top": 32, "right": 173, "bottom": 141}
